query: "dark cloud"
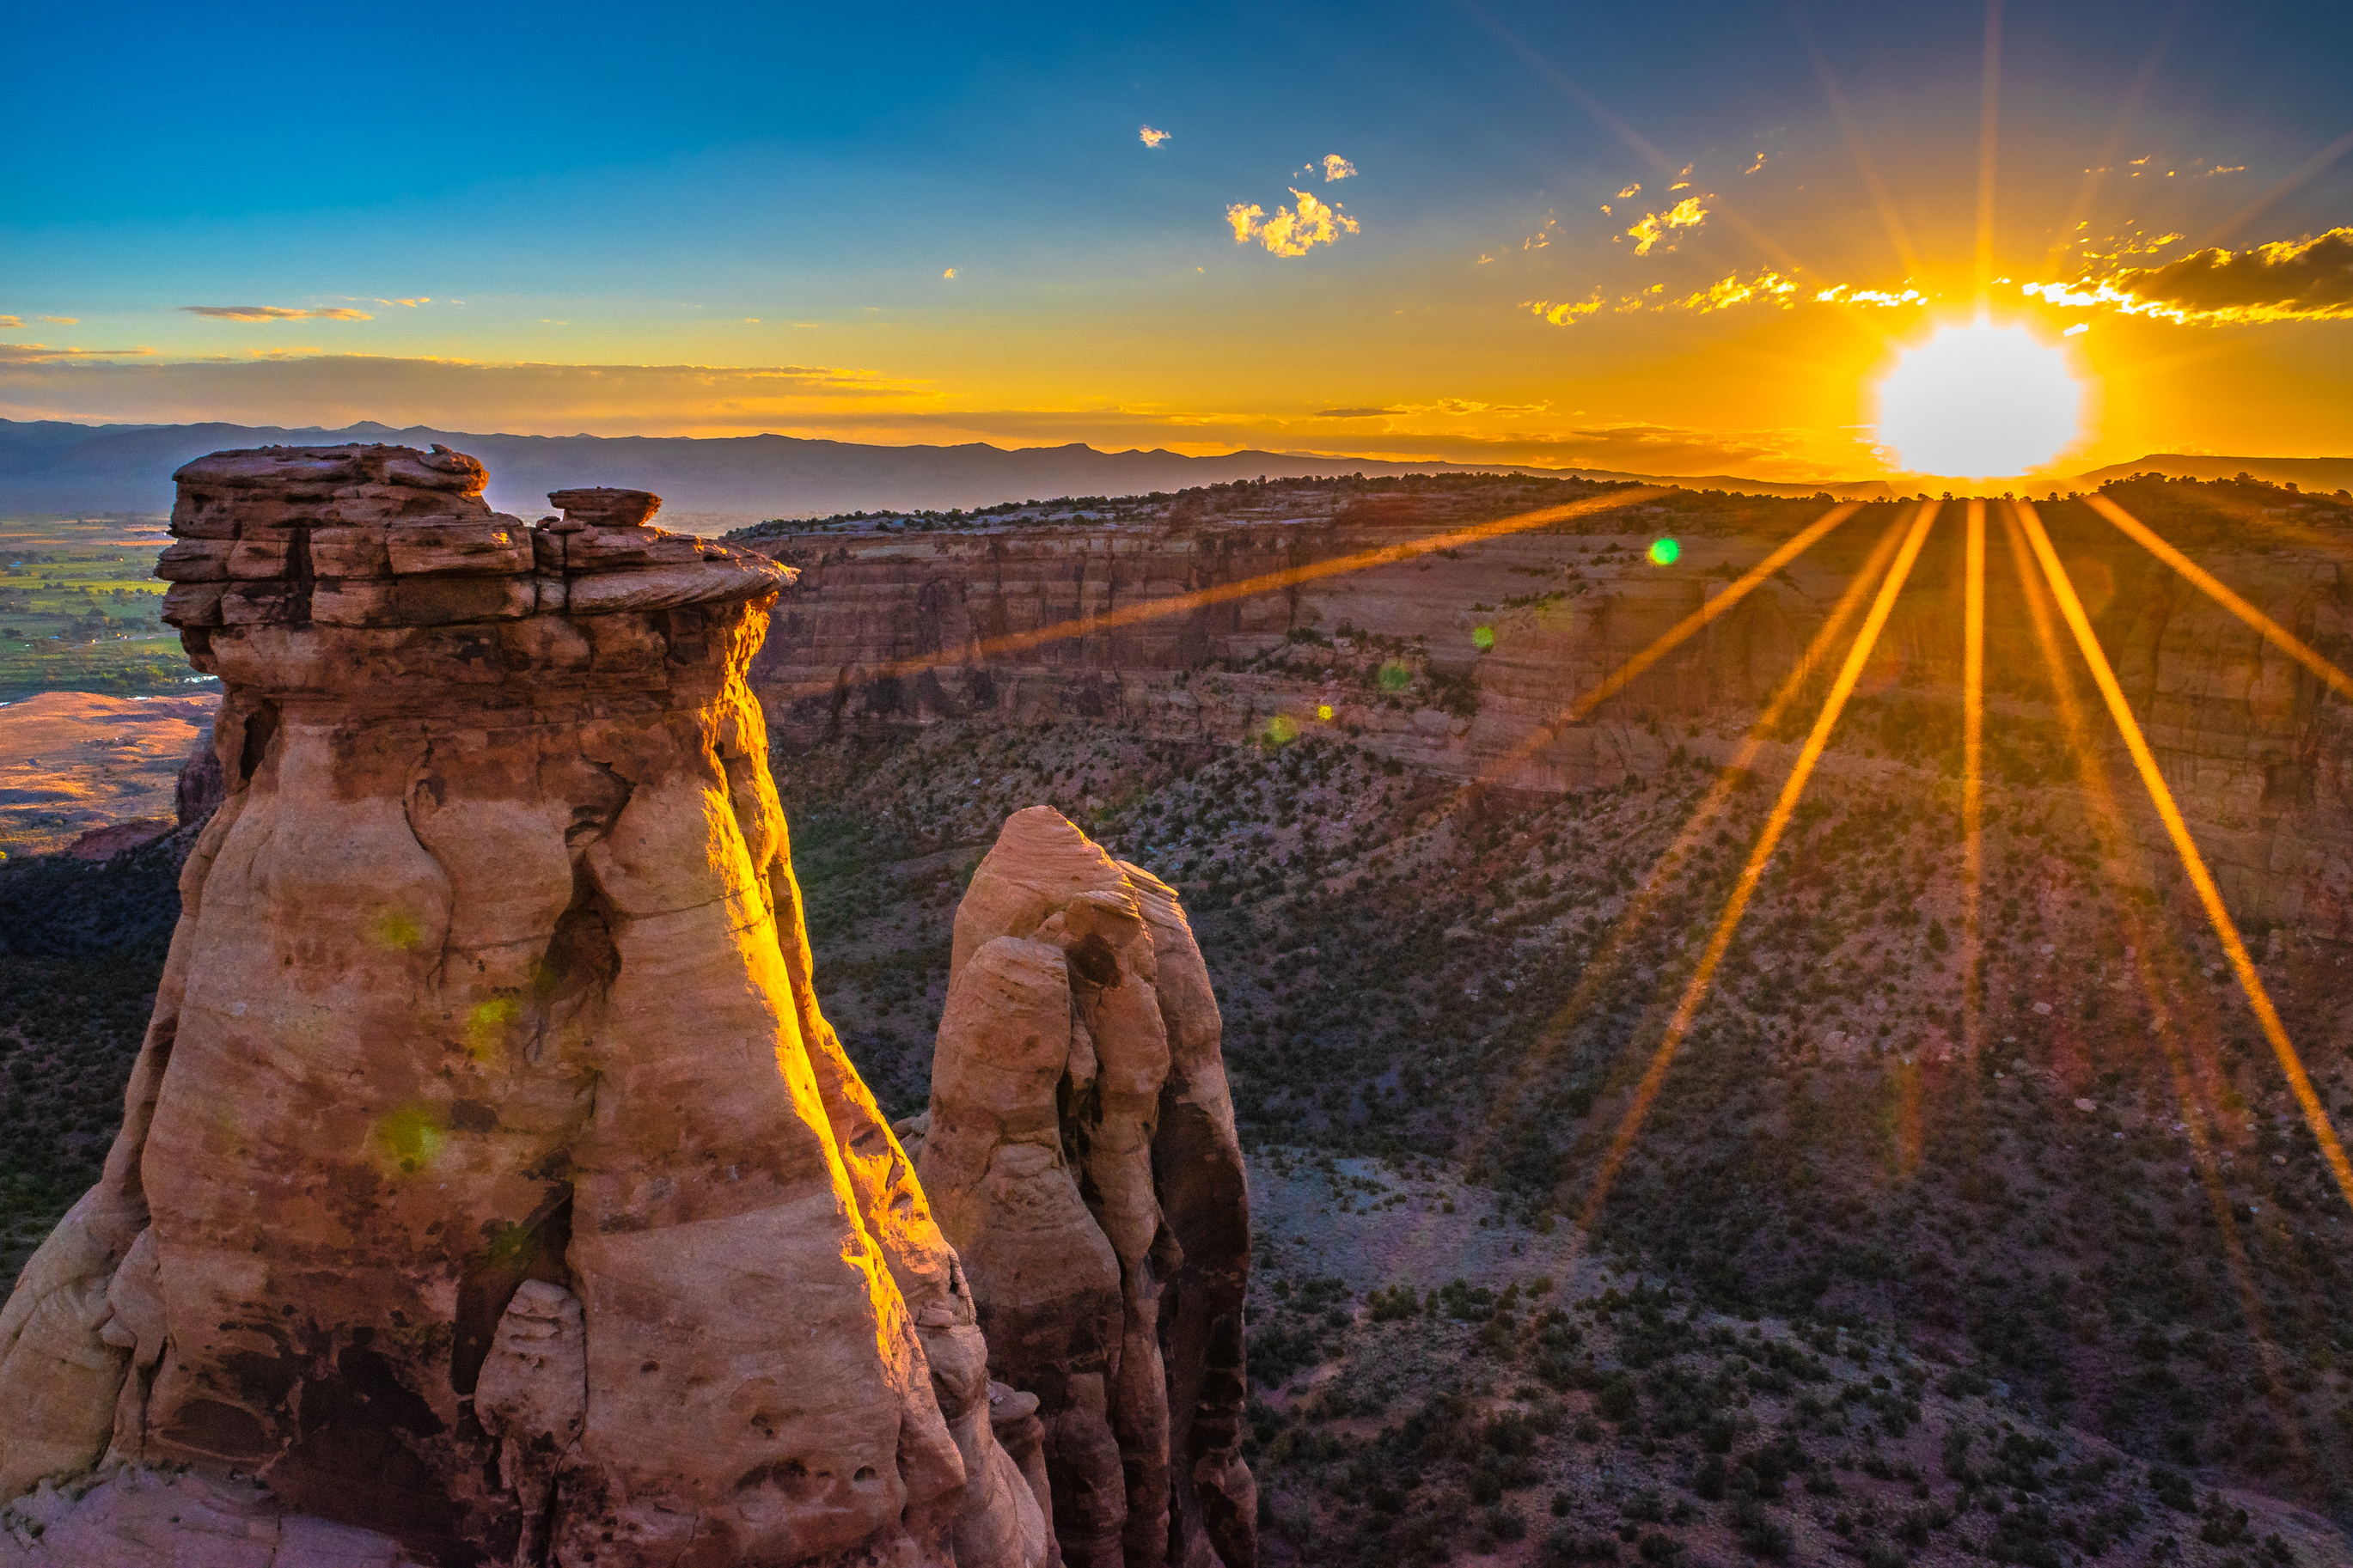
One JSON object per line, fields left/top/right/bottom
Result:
{"left": 2036, "top": 227, "right": 2353, "bottom": 323}
{"left": 0, "top": 342, "right": 154, "bottom": 363}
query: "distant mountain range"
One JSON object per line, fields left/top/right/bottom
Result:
{"left": 3, "top": 418, "right": 2342, "bottom": 521}
{"left": 0, "top": 419, "right": 1892, "bottom": 518}
{"left": 2072, "top": 454, "right": 2353, "bottom": 492}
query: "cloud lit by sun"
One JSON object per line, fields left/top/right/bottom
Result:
{"left": 1874, "top": 319, "right": 2086, "bottom": 478}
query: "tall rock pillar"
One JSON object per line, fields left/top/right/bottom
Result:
{"left": 0, "top": 445, "right": 1045, "bottom": 1568}
{"left": 915, "top": 807, "right": 1256, "bottom": 1568}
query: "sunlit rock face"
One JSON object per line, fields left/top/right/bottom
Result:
{"left": 0, "top": 446, "right": 1045, "bottom": 1568}
{"left": 914, "top": 806, "right": 1255, "bottom": 1568}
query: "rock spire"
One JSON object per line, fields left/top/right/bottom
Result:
{"left": 0, "top": 446, "right": 1046, "bottom": 1567}
{"left": 909, "top": 807, "right": 1256, "bottom": 1568}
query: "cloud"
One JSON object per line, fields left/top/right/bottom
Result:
{"left": 1225, "top": 189, "right": 1360, "bottom": 257}
{"left": 1521, "top": 295, "right": 1602, "bottom": 326}
{"left": 0, "top": 341, "right": 156, "bottom": 363}
{"left": 1140, "top": 125, "right": 1171, "bottom": 148}
{"left": 1320, "top": 406, "right": 1401, "bottom": 417}
{"left": 1616, "top": 184, "right": 1641, "bottom": 199}
{"left": 1672, "top": 270, "right": 1799, "bottom": 314}
{"left": 1321, "top": 154, "right": 1356, "bottom": 181}
{"left": 2035, "top": 227, "right": 2353, "bottom": 323}
{"left": 0, "top": 317, "right": 19, "bottom": 329}
{"left": 370, "top": 297, "right": 432, "bottom": 308}
{"left": 1523, "top": 217, "right": 1556, "bottom": 250}
{"left": 39, "top": 315, "right": 78, "bottom": 325}
{"left": 943, "top": 268, "right": 957, "bottom": 280}
{"left": 1813, "top": 283, "right": 1927, "bottom": 308}
{"left": 1626, "top": 197, "right": 1708, "bottom": 256}
{"left": 1744, "top": 152, "right": 1766, "bottom": 175}
{"left": 179, "top": 305, "right": 373, "bottom": 321}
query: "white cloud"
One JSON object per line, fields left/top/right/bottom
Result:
{"left": 1226, "top": 188, "right": 1360, "bottom": 257}
{"left": 1322, "top": 154, "right": 1356, "bottom": 181}
{"left": 1140, "top": 125, "right": 1172, "bottom": 148}
{"left": 180, "top": 305, "right": 372, "bottom": 321}
{"left": 1626, "top": 197, "right": 1708, "bottom": 256}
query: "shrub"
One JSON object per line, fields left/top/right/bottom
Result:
{"left": 1596, "top": 1376, "right": 1640, "bottom": 1423}
{"left": 1542, "top": 1527, "right": 1620, "bottom": 1564}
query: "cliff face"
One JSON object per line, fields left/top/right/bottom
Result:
{"left": 0, "top": 448, "right": 1045, "bottom": 1568}
{"left": 740, "top": 493, "right": 2353, "bottom": 935}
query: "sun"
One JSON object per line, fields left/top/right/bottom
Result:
{"left": 1873, "top": 317, "right": 2086, "bottom": 479}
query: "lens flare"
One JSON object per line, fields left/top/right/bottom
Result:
{"left": 1471, "top": 625, "right": 1496, "bottom": 650}
{"left": 1647, "top": 537, "right": 1680, "bottom": 565}
{"left": 1874, "top": 317, "right": 2084, "bottom": 477}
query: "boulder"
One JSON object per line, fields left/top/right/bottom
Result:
{"left": 921, "top": 806, "right": 1256, "bottom": 1568}
{"left": 0, "top": 446, "right": 1045, "bottom": 1568}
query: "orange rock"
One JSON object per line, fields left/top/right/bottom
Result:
{"left": 0, "top": 446, "right": 1046, "bottom": 1568}
{"left": 923, "top": 806, "right": 1256, "bottom": 1567}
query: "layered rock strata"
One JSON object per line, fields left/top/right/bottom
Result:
{"left": 0, "top": 446, "right": 1045, "bottom": 1568}
{"left": 913, "top": 808, "right": 1254, "bottom": 1568}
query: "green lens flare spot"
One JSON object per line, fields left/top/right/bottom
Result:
{"left": 373, "top": 1105, "right": 445, "bottom": 1175}
{"left": 370, "top": 909, "right": 425, "bottom": 951}
{"left": 466, "top": 996, "right": 523, "bottom": 1059}
{"left": 1377, "top": 661, "right": 1413, "bottom": 692}
{"left": 1647, "top": 537, "right": 1681, "bottom": 566}
{"left": 1471, "top": 625, "right": 1496, "bottom": 651}
{"left": 1262, "top": 714, "right": 1298, "bottom": 746}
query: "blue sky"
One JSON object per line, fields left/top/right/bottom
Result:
{"left": 5, "top": 1, "right": 2349, "bottom": 478}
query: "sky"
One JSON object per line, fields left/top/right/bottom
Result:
{"left": 3, "top": 0, "right": 2349, "bottom": 482}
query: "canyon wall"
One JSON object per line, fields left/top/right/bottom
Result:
{"left": 0, "top": 447, "right": 1045, "bottom": 1568}
{"left": 741, "top": 498, "right": 2353, "bottom": 935}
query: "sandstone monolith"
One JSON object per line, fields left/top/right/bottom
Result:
{"left": 0, "top": 445, "right": 1045, "bottom": 1568}
{"left": 917, "top": 807, "right": 1255, "bottom": 1568}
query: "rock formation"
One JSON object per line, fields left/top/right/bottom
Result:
{"left": 911, "top": 807, "right": 1254, "bottom": 1568}
{"left": 0, "top": 445, "right": 1046, "bottom": 1568}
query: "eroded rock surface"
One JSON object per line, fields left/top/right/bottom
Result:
{"left": 919, "top": 807, "right": 1255, "bottom": 1568}
{"left": 0, "top": 446, "right": 1045, "bottom": 1567}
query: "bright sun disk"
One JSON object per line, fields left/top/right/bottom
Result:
{"left": 1874, "top": 317, "right": 2085, "bottom": 479}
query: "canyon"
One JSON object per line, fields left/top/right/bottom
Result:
{"left": 2, "top": 456, "right": 2350, "bottom": 1566}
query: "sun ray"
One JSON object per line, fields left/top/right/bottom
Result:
{"left": 2003, "top": 508, "right": 2317, "bottom": 1462}
{"left": 2086, "top": 492, "right": 2353, "bottom": 703}
{"left": 1788, "top": 2, "right": 1922, "bottom": 276}
{"left": 1961, "top": 498, "right": 1986, "bottom": 1064}
{"left": 1470, "top": 512, "right": 1916, "bottom": 1199}
{"left": 2202, "top": 124, "right": 2353, "bottom": 247}
{"left": 762, "top": 486, "right": 1668, "bottom": 704}
{"left": 1571, "top": 502, "right": 1940, "bottom": 1234}
{"left": 1484, "top": 501, "right": 1866, "bottom": 783}
{"left": 2041, "top": 0, "right": 2190, "bottom": 272}
{"left": 1974, "top": 0, "right": 2004, "bottom": 300}
{"left": 2014, "top": 502, "right": 2353, "bottom": 1221}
